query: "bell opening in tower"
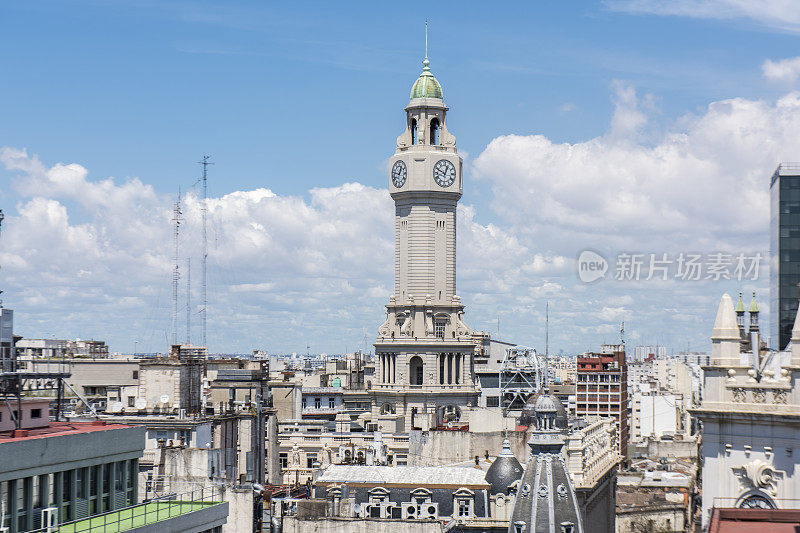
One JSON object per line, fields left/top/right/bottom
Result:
{"left": 430, "top": 118, "right": 439, "bottom": 145}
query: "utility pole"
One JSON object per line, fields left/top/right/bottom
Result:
{"left": 171, "top": 192, "right": 182, "bottom": 346}
{"left": 199, "top": 155, "right": 212, "bottom": 352}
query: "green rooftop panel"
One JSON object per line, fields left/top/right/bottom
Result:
{"left": 53, "top": 500, "right": 223, "bottom": 533}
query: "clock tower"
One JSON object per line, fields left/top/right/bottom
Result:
{"left": 373, "top": 48, "right": 479, "bottom": 432}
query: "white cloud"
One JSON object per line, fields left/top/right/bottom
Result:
{"left": 4, "top": 81, "right": 797, "bottom": 355}
{"left": 605, "top": 0, "right": 800, "bottom": 33}
{"left": 0, "top": 150, "right": 539, "bottom": 354}
{"left": 763, "top": 56, "right": 800, "bottom": 83}
{"left": 472, "top": 84, "right": 800, "bottom": 256}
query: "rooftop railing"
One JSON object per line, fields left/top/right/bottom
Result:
{"left": 30, "top": 486, "right": 223, "bottom": 533}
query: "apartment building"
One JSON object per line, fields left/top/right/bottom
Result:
{"left": 576, "top": 345, "right": 629, "bottom": 460}
{"left": 0, "top": 403, "right": 228, "bottom": 533}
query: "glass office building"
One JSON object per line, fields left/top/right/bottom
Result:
{"left": 770, "top": 164, "right": 800, "bottom": 350}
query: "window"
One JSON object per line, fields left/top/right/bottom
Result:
{"left": 514, "top": 522, "right": 527, "bottom": 533}
{"left": 434, "top": 320, "right": 446, "bottom": 340}
{"left": 302, "top": 398, "right": 307, "bottom": 409}
{"left": 411, "top": 119, "right": 417, "bottom": 144}
{"left": 457, "top": 498, "right": 471, "bottom": 517}
{"left": 561, "top": 524, "right": 575, "bottom": 533}
{"left": 487, "top": 396, "right": 500, "bottom": 408}
{"left": 279, "top": 453, "right": 288, "bottom": 469}
{"left": 128, "top": 397, "right": 135, "bottom": 407}
{"left": 328, "top": 397, "right": 335, "bottom": 408}
{"left": 132, "top": 371, "right": 139, "bottom": 379}
{"left": 30, "top": 408, "right": 42, "bottom": 419}
{"left": 314, "top": 397, "right": 321, "bottom": 409}
{"left": 430, "top": 118, "right": 440, "bottom": 145}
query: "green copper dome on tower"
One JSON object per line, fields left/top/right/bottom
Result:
{"left": 410, "top": 57, "right": 443, "bottom": 100}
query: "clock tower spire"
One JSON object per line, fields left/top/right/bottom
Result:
{"left": 373, "top": 38, "right": 478, "bottom": 432}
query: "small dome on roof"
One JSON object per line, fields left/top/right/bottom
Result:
{"left": 519, "top": 393, "right": 568, "bottom": 430}
{"left": 410, "top": 58, "right": 443, "bottom": 100}
{"left": 485, "top": 438, "right": 523, "bottom": 495}
{"left": 535, "top": 395, "right": 559, "bottom": 412}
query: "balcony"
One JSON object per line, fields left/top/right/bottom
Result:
{"left": 31, "top": 488, "right": 227, "bottom": 533}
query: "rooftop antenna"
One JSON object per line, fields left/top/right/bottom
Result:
{"left": 185, "top": 258, "right": 191, "bottom": 345}
{"left": 545, "top": 301, "right": 550, "bottom": 390}
{"left": 544, "top": 301, "right": 550, "bottom": 392}
{"left": 198, "top": 155, "right": 213, "bottom": 352}
{"left": 171, "top": 190, "right": 183, "bottom": 346}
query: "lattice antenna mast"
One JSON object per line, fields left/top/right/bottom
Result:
{"left": 185, "top": 258, "right": 191, "bottom": 345}
{"left": 199, "top": 155, "right": 213, "bottom": 351}
{"left": 171, "top": 191, "right": 183, "bottom": 346}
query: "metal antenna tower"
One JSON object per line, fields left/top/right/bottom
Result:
{"left": 185, "top": 258, "right": 191, "bottom": 345}
{"left": 545, "top": 301, "right": 550, "bottom": 390}
{"left": 171, "top": 192, "right": 183, "bottom": 346}
{"left": 198, "top": 155, "right": 213, "bottom": 351}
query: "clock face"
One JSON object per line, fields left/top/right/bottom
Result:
{"left": 391, "top": 160, "right": 407, "bottom": 188}
{"left": 433, "top": 159, "right": 456, "bottom": 187}
{"left": 739, "top": 495, "right": 775, "bottom": 509}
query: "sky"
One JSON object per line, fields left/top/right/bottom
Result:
{"left": 2, "top": 1, "right": 800, "bottom": 355}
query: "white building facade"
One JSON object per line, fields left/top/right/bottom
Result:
{"left": 694, "top": 293, "right": 800, "bottom": 527}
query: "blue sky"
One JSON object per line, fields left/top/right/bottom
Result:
{"left": 2, "top": 1, "right": 800, "bottom": 354}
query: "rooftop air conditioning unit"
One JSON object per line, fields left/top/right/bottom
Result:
{"left": 379, "top": 502, "right": 398, "bottom": 519}
{"left": 419, "top": 502, "right": 439, "bottom": 519}
{"left": 401, "top": 502, "right": 419, "bottom": 519}
{"left": 41, "top": 507, "right": 58, "bottom": 533}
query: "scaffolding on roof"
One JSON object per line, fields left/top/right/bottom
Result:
{"left": 499, "top": 346, "right": 546, "bottom": 413}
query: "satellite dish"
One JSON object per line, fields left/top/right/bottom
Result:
{"left": 134, "top": 398, "right": 147, "bottom": 410}
{"left": 160, "top": 394, "right": 170, "bottom": 404}
{"left": 108, "top": 401, "right": 124, "bottom": 413}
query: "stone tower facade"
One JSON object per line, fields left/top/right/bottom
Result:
{"left": 372, "top": 53, "right": 479, "bottom": 432}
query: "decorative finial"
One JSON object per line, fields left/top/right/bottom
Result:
{"left": 425, "top": 20, "right": 428, "bottom": 61}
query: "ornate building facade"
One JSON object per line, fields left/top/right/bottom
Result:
{"left": 694, "top": 292, "right": 800, "bottom": 528}
{"left": 373, "top": 52, "right": 479, "bottom": 431}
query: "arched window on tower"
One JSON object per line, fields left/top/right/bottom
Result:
{"left": 430, "top": 118, "right": 440, "bottom": 145}
{"left": 411, "top": 119, "right": 418, "bottom": 145}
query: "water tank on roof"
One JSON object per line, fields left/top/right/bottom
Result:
{"left": 332, "top": 378, "right": 341, "bottom": 387}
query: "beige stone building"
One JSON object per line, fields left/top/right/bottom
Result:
{"left": 372, "top": 45, "right": 480, "bottom": 434}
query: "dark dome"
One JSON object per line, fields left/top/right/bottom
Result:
{"left": 484, "top": 438, "right": 523, "bottom": 494}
